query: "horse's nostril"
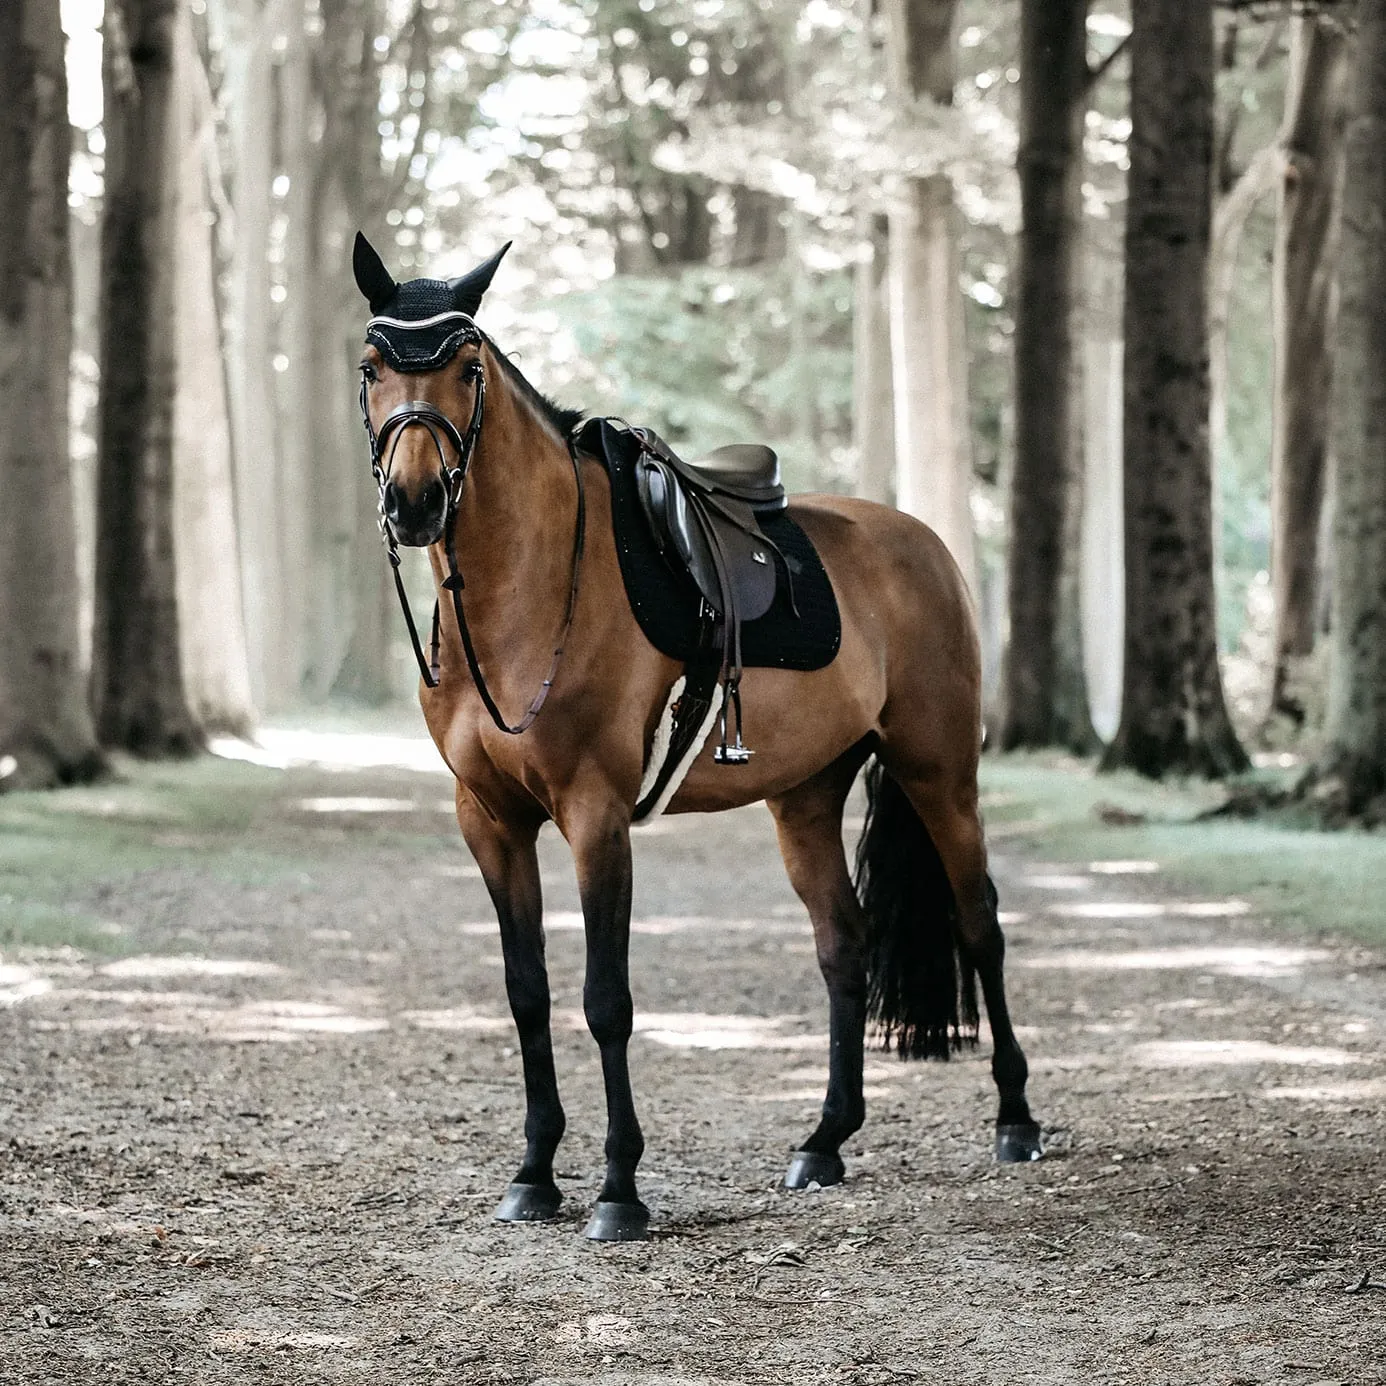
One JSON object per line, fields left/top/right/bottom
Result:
{"left": 383, "top": 480, "right": 402, "bottom": 520}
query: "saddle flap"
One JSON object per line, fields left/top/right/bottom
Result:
{"left": 637, "top": 457, "right": 715, "bottom": 602}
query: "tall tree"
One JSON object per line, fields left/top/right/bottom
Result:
{"left": 1269, "top": 16, "right": 1350, "bottom": 731}
{"left": 883, "top": 0, "right": 976, "bottom": 595}
{"left": 1101, "top": 0, "right": 1247, "bottom": 778}
{"left": 91, "top": 0, "right": 202, "bottom": 755}
{"left": 1000, "top": 0, "right": 1094, "bottom": 750}
{"left": 0, "top": 0, "right": 103, "bottom": 788}
{"left": 172, "top": 5, "right": 254, "bottom": 734}
{"left": 224, "top": 0, "right": 292, "bottom": 711}
{"left": 854, "top": 211, "right": 895, "bottom": 505}
{"left": 1316, "top": 0, "right": 1386, "bottom": 813}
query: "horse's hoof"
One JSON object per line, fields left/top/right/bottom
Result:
{"left": 494, "top": 1182, "right": 563, "bottom": 1222}
{"left": 784, "top": 1150, "right": 845, "bottom": 1190}
{"left": 995, "top": 1122, "right": 1044, "bottom": 1163}
{"left": 582, "top": 1200, "right": 650, "bottom": 1242}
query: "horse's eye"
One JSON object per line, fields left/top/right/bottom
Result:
{"left": 361, "top": 363, "right": 378, "bottom": 384}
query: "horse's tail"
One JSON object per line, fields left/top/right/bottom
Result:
{"left": 853, "top": 758, "right": 979, "bottom": 1059}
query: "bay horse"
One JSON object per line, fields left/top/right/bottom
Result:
{"left": 353, "top": 234, "right": 1041, "bottom": 1241}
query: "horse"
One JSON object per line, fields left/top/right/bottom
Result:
{"left": 352, "top": 233, "right": 1042, "bottom": 1242}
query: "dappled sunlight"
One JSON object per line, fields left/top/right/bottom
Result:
{"left": 0, "top": 963, "right": 53, "bottom": 1006}
{"left": 297, "top": 796, "right": 420, "bottom": 814}
{"left": 211, "top": 1329, "right": 362, "bottom": 1352}
{"left": 1021, "top": 873, "right": 1092, "bottom": 890}
{"left": 1051, "top": 899, "right": 1251, "bottom": 920}
{"left": 401, "top": 1005, "right": 512, "bottom": 1033}
{"left": 1133, "top": 1039, "right": 1360, "bottom": 1068}
{"left": 1260, "top": 1078, "right": 1386, "bottom": 1102}
{"left": 1088, "top": 860, "right": 1161, "bottom": 875}
{"left": 1018, "top": 944, "right": 1330, "bottom": 977}
{"left": 630, "top": 1011, "right": 826, "bottom": 1051}
{"left": 210, "top": 727, "right": 448, "bottom": 775}
{"left": 99, "top": 957, "right": 282, "bottom": 980}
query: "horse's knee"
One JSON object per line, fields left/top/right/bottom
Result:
{"left": 583, "top": 981, "right": 633, "bottom": 1049}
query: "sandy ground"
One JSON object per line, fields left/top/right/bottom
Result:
{"left": 1, "top": 755, "right": 1384, "bottom": 1384}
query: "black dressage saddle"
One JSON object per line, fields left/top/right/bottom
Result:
{"left": 574, "top": 417, "right": 840, "bottom": 804}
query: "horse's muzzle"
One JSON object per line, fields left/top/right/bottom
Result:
{"left": 384, "top": 476, "right": 447, "bottom": 547}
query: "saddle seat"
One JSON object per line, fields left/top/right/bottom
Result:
{"left": 684, "top": 444, "right": 783, "bottom": 506}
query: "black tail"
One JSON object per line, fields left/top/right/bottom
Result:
{"left": 853, "top": 759, "right": 979, "bottom": 1060}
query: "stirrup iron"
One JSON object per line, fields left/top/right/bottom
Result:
{"left": 714, "top": 678, "right": 752, "bottom": 765}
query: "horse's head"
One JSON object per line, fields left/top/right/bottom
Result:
{"left": 353, "top": 233, "right": 510, "bottom": 547}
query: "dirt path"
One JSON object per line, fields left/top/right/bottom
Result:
{"left": 2, "top": 752, "right": 1384, "bottom": 1384}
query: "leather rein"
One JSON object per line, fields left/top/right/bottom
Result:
{"left": 360, "top": 359, "right": 587, "bottom": 735}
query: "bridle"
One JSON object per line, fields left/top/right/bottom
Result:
{"left": 360, "top": 355, "right": 587, "bottom": 735}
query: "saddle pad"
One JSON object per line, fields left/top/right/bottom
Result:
{"left": 587, "top": 421, "right": 842, "bottom": 672}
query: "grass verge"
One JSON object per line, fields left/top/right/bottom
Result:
{"left": 980, "top": 754, "right": 1386, "bottom": 951}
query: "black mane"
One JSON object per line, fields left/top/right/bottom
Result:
{"left": 480, "top": 330, "right": 585, "bottom": 439}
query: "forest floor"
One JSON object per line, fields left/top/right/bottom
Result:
{"left": 1, "top": 727, "right": 1384, "bottom": 1385}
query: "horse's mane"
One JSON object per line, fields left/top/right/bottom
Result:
{"left": 480, "top": 330, "right": 585, "bottom": 439}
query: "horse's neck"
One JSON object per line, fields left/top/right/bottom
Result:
{"left": 432, "top": 374, "right": 575, "bottom": 677}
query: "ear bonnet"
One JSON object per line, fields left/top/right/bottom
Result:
{"left": 354, "top": 232, "right": 511, "bottom": 372}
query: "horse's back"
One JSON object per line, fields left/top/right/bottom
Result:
{"left": 788, "top": 493, "right": 978, "bottom": 668}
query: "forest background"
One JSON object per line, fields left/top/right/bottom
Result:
{"left": 4, "top": 0, "right": 1383, "bottom": 819}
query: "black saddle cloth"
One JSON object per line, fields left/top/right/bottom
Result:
{"left": 578, "top": 418, "right": 842, "bottom": 672}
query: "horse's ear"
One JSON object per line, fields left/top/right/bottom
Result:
{"left": 353, "top": 232, "right": 397, "bottom": 313}
{"left": 448, "top": 242, "right": 512, "bottom": 317}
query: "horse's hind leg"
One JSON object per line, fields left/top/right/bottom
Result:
{"left": 455, "top": 790, "right": 567, "bottom": 1220}
{"left": 893, "top": 771, "right": 1043, "bottom": 1161}
{"left": 767, "top": 745, "right": 873, "bottom": 1189}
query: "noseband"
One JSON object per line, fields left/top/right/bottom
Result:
{"left": 360, "top": 359, "right": 587, "bottom": 735}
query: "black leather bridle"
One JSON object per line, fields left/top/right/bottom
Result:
{"left": 360, "top": 358, "right": 587, "bottom": 735}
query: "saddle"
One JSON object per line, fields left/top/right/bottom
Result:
{"left": 626, "top": 427, "right": 798, "bottom": 765}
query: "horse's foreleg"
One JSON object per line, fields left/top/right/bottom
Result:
{"left": 569, "top": 806, "right": 648, "bottom": 1241}
{"left": 456, "top": 790, "right": 566, "bottom": 1220}
{"left": 768, "top": 751, "right": 870, "bottom": 1189}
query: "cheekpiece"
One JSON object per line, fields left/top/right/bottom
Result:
{"left": 366, "top": 281, "right": 483, "bottom": 374}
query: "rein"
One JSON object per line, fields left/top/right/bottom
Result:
{"left": 361, "top": 360, "right": 587, "bottom": 735}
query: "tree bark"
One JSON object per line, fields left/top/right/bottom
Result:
{"left": 854, "top": 211, "right": 896, "bottom": 505}
{"left": 92, "top": 0, "right": 202, "bottom": 756}
{"left": 884, "top": 0, "right": 976, "bottom": 596}
{"left": 1000, "top": 0, "right": 1094, "bottom": 750}
{"left": 1269, "top": 17, "right": 1350, "bottom": 730}
{"left": 1080, "top": 242, "right": 1125, "bottom": 743}
{"left": 225, "top": 0, "right": 291, "bottom": 710}
{"left": 0, "top": 0, "right": 103, "bottom": 788}
{"left": 1100, "top": 0, "right": 1247, "bottom": 778}
{"left": 1317, "top": 0, "right": 1386, "bottom": 812}
{"left": 172, "top": 6, "right": 254, "bottom": 735}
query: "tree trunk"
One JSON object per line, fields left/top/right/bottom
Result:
{"left": 225, "top": 0, "right": 291, "bottom": 711}
{"left": 1100, "top": 0, "right": 1247, "bottom": 778}
{"left": 278, "top": 13, "right": 319, "bottom": 698}
{"left": 1001, "top": 0, "right": 1093, "bottom": 750}
{"left": 0, "top": 0, "right": 103, "bottom": 788}
{"left": 854, "top": 211, "right": 895, "bottom": 505}
{"left": 172, "top": 6, "right": 254, "bottom": 735}
{"left": 1317, "top": 0, "right": 1386, "bottom": 813}
{"left": 1269, "top": 17, "right": 1350, "bottom": 730}
{"left": 92, "top": 0, "right": 202, "bottom": 756}
{"left": 884, "top": 0, "right": 976, "bottom": 596}
{"left": 1209, "top": 142, "right": 1281, "bottom": 507}
{"left": 1080, "top": 243, "right": 1125, "bottom": 743}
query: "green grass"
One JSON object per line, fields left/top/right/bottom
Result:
{"left": 980, "top": 754, "right": 1386, "bottom": 949}
{"left": 0, "top": 750, "right": 446, "bottom": 955}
